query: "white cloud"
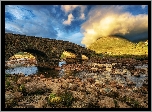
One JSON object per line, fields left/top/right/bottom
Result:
{"left": 81, "top": 5, "right": 148, "bottom": 47}
{"left": 79, "top": 13, "right": 85, "bottom": 20}
{"left": 63, "top": 13, "right": 74, "bottom": 25}
{"left": 5, "top": 5, "right": 58, "bottom": 38}
{"left": 61, "top": 5, "right": 78, "bottom": 13}
{"left": 61, "top": 5, "right": 86, "bottom": 20}
{"left": 5, "top": 5, "right": 30, "bottom": 20}
{"left": 79, "top": 5, "right": 86, "bottom": 20}
{"left": 141, "top": 5, "right": 147, "bottom": 9}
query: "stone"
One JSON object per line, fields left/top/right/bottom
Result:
{"left": 17, "top": 77, "right": 27, "bottom": 85}
{"left": 40, "top": 74, "right": 45, "bottom": 78}
{"left": 24, "top": 81, "right": 47, "bottom": 94}
{"left": 98, "top": 96, "right": 115, "bottom": 108}
{"left": 5, "top": 33, "right": 95, "bottom": 68}
{"left": 5, "top": 91, "right": 23, "bottom": 108}
{"left": 68, "top": 83, "right": 77, "bottom": 91}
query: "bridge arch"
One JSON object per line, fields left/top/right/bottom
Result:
{"left": 5, "top": 33, "right": 96, "bottom": 68}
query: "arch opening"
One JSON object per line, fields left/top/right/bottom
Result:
{"left": 5, "top": 52, "right": 37, "bottom": 68}
{"left": 5, "top": 51, "right": 38, "bottom": 76}
{"left": 60, "top": 49, "right": 78, "bottom": 64}
{"left": 81, "top": 54, "right": 89, "bottom": 60}
{"left": 5, "top": 48, "right": 52, "bottom": 69}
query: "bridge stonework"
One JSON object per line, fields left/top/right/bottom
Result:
{"left": 5, "top": 33, "right": 96, "bottom": 68}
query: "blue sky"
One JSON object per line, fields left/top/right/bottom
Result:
{"left": 5, "top": 5, "right": 148, "bottom": 47}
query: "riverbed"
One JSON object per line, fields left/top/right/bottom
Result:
{"left": 5, "top": 57, "right": 148, "bottom": 108}
{"left": 5, "top": 58, "right": 148, "bottom": 89}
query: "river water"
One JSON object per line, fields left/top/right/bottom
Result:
{"left": 5, "top": 59, "right": 148, "bottom": 88}
{"left": 5, "top": 59, "right": 66, "bottom": 76}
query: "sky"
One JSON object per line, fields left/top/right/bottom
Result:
{"left": 5, "top": 5, "right": 148, "bottom": 47}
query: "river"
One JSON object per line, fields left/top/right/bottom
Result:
{"left": 5, "top": 58, "right": 148, "bottom": 88}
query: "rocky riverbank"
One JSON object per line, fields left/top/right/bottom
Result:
{"left": 5, "top": 57, "right": 148, "bottom": 108}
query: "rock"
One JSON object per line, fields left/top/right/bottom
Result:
{"left": 68, "top": 83, "right": 77, "bottom": 91}
{"left": 71, "top": 91, "right": 86, "bottom": 100}
{"left": 117, "top": 101, "right": 131, "bottom": 108}
{"left": 68, "top": 75, "right": 74, "bottom": 79}
{"left": 34, "top": 96, "right": 47, "bottom": 108}
{"left": 65, "top": 78, "right": 70, "bottom": 83}
{"left": 110, "top": 81, "right": 117, "bottom": 87}
{"left": 5, "top": 91, "right": 23, "bottom": 108}
{"left": 40, "top": 74, "right": 45, "bottom": 78}
{"left": 72, "top": 101, "right": 87, "bottom": 108}
{"left": 17, "top": 77, "right": 27, "bottom": 85}
{"left": 48, "top": 82, "right": 62, "bottom": 94}
{"left": 25, "top": 76, "right": 32, "bottom": 82}
{"left": 24, "top": 81, "right": 47, "bottom": 94}
{"left": 54, "top": 78, "right": 58, "bottom": 83}
{"left": 18, "top": 73, "right": 25, "bottom": 77}
{"left": 72, "top": 93, "right": 99, "bottom": 108}
{"left": 87, "top": 78, "right": 95, "bottom": 83}
{"left": 98, "top": 96, "right": 115, "bottom": 108}
{"left": 85, "top": 86, "right": 93, "bottom": 93}
{"left": 61, "top": 81, "right": 68, "bottom": 89}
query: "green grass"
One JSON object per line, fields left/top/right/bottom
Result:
{"left": 48, "top": 91, "right": 74, "bottom": 107}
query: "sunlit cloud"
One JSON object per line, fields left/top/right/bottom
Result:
{"left": 81, "top": 5, "right": 148, "bottom": 47}
{"left": 63, "top": 13, "right": 74, "bottom": 25}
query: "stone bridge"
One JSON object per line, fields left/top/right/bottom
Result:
{"left": 5, "top": 33, "right": 96, "bottom": 68}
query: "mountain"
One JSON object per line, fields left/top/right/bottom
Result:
{"left": 88, "top": 36, "right": 148, "bottom": 56}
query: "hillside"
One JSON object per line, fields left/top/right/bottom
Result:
{"left": 88, "top": 36, "right": 148, "bottom": 56}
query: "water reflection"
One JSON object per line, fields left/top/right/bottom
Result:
{"left": 59, "top": 61, "right": 66, "bottom": 67}
{"left": 5, "top": 66, "right": 38, "bottom": 76}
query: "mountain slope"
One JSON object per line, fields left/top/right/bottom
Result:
{"left": 88, "top": 36, "right": 148, "bottom": 56}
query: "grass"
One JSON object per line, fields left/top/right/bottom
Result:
{"left": 60, "top": 51, "right": 88, "bottom": 60}
{"left": 48, "top": 91, "right": 74, "bottom": 108}
{"left": 88, "top": 36, "right": 148, "bottom": 58}
{"left": 9, "top": 52, "right": 35, "bottom": 60}
{"left": 120, "top": 96, "right": 142, "bottom": 108}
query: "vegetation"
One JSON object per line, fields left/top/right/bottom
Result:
{"left": 88, "top": 36, "right": 148, "bottom": 59}
{"left": 60, "top": 91, "right": 74, "bottom": 107}
{"left": 60, "top": 51, "right": 88, "bottom": 60}
{"left": 120, "top": 96, "right": 143, "bottom": 108}
{"left": 19, "top": 84, "right": 26, "bottom": 93}
{"left": 9, "top": 52, "right": 35, "bottom": 59}
{"left": 48, "top": 91, "right": 74, "bottom": 107}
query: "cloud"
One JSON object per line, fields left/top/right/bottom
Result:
{"left": 63, "top": 13, "right": 74, "bottom": 25}
{"left": 79, "top": 13, "right": 85, "bottom": 20}
{"left": 81, "top": 5, "right": 148, "bottom": 47}
{"left": 61, "top": 5, "right": 78, "bottom": 13}
{"left": 79, "top": 5, "right": 86, "bottom": 20}
{"left": 61, "top": 5, "right": 86, "bottom": 20}
{"left": 5, "top": 5, "right": 58, "bottom": 38}
{"left": 141, "top": 5, "right": 147, "bottom": 9}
